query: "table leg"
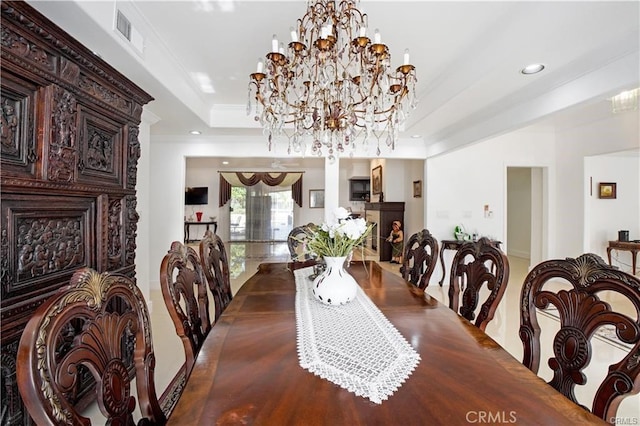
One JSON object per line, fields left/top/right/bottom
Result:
{"left": 184, "top": 223, "right": 189, "bottom": 243}
{"left": 632, "top": 250, "right": 638, "bottom": 275}
{"left": 438, "top": 247, "right": 446, "bottom": 286}
{"left": 606, "top": 247, "right": 613, "bottom": 267}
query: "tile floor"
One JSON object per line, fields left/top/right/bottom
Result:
{"left": 85, "top": 242, "right": 639, "bottom": 423}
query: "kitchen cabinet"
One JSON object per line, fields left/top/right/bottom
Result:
{"left": 349, "top": 178, "right": 370, "bottom": 201}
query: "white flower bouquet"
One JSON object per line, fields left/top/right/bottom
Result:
{"left": 304, "top": 207, "right": 373, "bottom": 258}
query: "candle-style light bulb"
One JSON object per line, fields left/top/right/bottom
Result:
{"left": 256, "top": 59, "right": 264, "bottom": 73}
{"left": 290, "top": 27, "right": 298, "bottom": 43}
{"left": 271, "top": 35, "right": 279, "bottom": 52}
{"left": 374, "top": 29, "right": 381, "bottom": 44}
{"left": 403, "top": 49, "right": 410, "bottom": 65}
{"left": 279, "top": 42, "right": 285, "bottom": 54}
{"left": 359, "top": 26, "right": 367, "bottom": 37}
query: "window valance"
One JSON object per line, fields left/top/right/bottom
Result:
{"left": 219, "top": 172, "right": 303, "bottom": 207}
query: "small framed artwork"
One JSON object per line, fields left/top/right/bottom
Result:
{"left": 372, "top": 165, "right": 382, "bottom": 194}
{"left": 598, "top": 182, "right": 617, "bottom": 199}
{"left": 309, "top": 189, "right": 325, "bottom": 208}
{"left": 413, "top": 180, "right": 422, "bottom": 198}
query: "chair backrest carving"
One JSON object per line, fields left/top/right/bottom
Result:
{"left": 160, "top": 240, "right": 211, "bottom": 375}
{"left": 519, "top": 253, "right": 640, "bottom": 422}
{"left": 449, "top": 237, "right": 510, "bottom": 331}
{"left": 288, "top": 223, "right": 314, "bottom": 262}
{"left": 17, "top": 268, "right": 166, "bottom": 425}
{"left": 199, "top": 230, "right": 233, "bottom": 322}
{"left": 401, "top": 229, "right": 439, "bottom": 290}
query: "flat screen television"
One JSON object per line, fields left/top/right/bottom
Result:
{"left": 185, "top": 186, "right": 208, "bottom": 205}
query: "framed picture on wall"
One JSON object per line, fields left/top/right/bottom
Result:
{"left": 598, "top": 182, "right": 617, "bottom": 199}
{"left": 372, "top": 165, "right": 382, "bottom": 194}
{"left": 413, "top": 180, "right": 422, "bottom": 198}
{"left": 309, "top": 189, "right": 325, "bottom": 208}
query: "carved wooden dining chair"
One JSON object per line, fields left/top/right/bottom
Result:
{"left": 17, "top": 268, "right": 167, "bottom": 425}
{"left": 448, "top": 237, "right": 510, "bottom": 331}
{"left": 199, "top": 230, "right": 233, "bottom": 322}
{"left": 519, "top": 253, "right": 640, "bottom": 423}
{"left": 160, "top": 240, "right": 212, "bottom": 377}
{"left": 400, "top": 229, "right": 439, "bottom": 290}
{"left": 287, "top": 223, "right": 315, "bottom": 262}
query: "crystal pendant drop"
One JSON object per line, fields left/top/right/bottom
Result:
{"left": 246, "top": 86, "right": 252, "bottom": 116}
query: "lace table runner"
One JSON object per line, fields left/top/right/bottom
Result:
{"left": 294, "top": 267, "right": 420, "bottom": 404}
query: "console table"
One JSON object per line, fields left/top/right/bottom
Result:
{"left": 184, "top": 221, "right": 218, "bottom": 243}
{"left": 607, "top": 240, "right": 640, "bottom": 275}
{"left": 438, "top": 239, "right": 502, "bottom": 286}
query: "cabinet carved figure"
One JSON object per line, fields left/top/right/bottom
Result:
{"left": 0, "top": 2, "right": 153, "bottom": 424}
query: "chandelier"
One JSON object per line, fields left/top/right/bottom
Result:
{"left": 247, "top": 0, "right": 417, "bottom": 159}
{"left": 610, "top": 88, "right": 639, "bottom": 113}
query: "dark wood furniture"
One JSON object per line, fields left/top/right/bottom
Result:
{"left": 184, "top": 220, "right": 217, "bottom": 243}
{"left": 607, "top": 240, "right": 640, "bottom": 275}
{"left": 167, "top": 261, "right": 604, "bottom": 425}
{"left": 449, "top": 238, "right": 510, "bottom": 331}
{"left": 438, "top": 238, "right": 502, "bottom": 286}
{"left": 287, "top": 223, "right": 314, "bottom": 262}
{"left": 199, "top": 230, "right": 233, "bottom": 322}
{"left": 519, "top": 253, "right": 640, "bottom": 423}
{"left": 400, "top": 229, "right": 439, "bottom": 290}
{"left": 1, "top": 2, "right": 153, "bottom": 423}
{"left": 160, "top": 241, "right": 211, "bottom": 376}
{"left": 17, "top": 268, "right": 166, "bottom": 425}
{"left": 348, "top": 177, "right": 370, "bottom": 201}
{"left": 364, "top": 202, "right": 404, "bottom": 262}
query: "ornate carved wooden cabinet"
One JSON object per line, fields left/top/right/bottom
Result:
{"left": 0, "top": 2, "right": 153, "bottom": 424}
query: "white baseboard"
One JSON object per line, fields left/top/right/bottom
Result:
{"left": 507, "top": 249, "right": 530, "bottom": 259}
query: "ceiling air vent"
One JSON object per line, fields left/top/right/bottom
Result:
{"left": 114, "top": 9, "right": 144, "bottom": 55}
{"left": 116, "top": 10, "right": 131, "bottom": 41}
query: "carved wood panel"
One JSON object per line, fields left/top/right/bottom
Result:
{"left": 43, "top": 84, "right": 77, "bottom": 183}
{"left": 77, "top": 106, "right": 123, "bottom": 186}
{"left": 0, "top": 72, "right": 37, "bottom": 177}
{"left": 1, "top": 194, "right": 96, "bottom": 327}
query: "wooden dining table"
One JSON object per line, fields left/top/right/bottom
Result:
{"left": 167, "top": 261, "right": 605, "bottom": 425}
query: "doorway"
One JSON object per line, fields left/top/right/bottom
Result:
{"left": 506, "top": 167, "right": 546, "bottom": 269}
{"left": 229, "top": 182, "right": 293, "bottom": 242}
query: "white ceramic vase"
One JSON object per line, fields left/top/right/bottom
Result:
{"left": 312, "top": 256, "right": 358, "bottom": 305}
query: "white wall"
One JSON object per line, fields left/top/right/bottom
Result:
{"left": 426, "top": 129, "right": 557, "bottom": 247}
{"left": 134, "top": 111, "right": 154, "bottom": 305}
{"left": 556, "top": 110, "right": 639, "bottom": 257}
{"left": 400, "top": 160, "right": 425, "bottom": 240}
{"left": 586, "top": 155, "right": 640, "bottom": 268}
{"left": 425, "top": 110, "right": 639, "bottom": 269}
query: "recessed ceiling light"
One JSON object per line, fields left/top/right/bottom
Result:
{"left": 521, "top": 64, "right": 545, "bottom": 75}
{"left": 411, "top": 134, "right": 421, "bottom": 139}
{"left": 189, "top": 130, "right": 201, "bottom": 135}
{"left": 222, "top": 161, "right": 229, "bottom": 165}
